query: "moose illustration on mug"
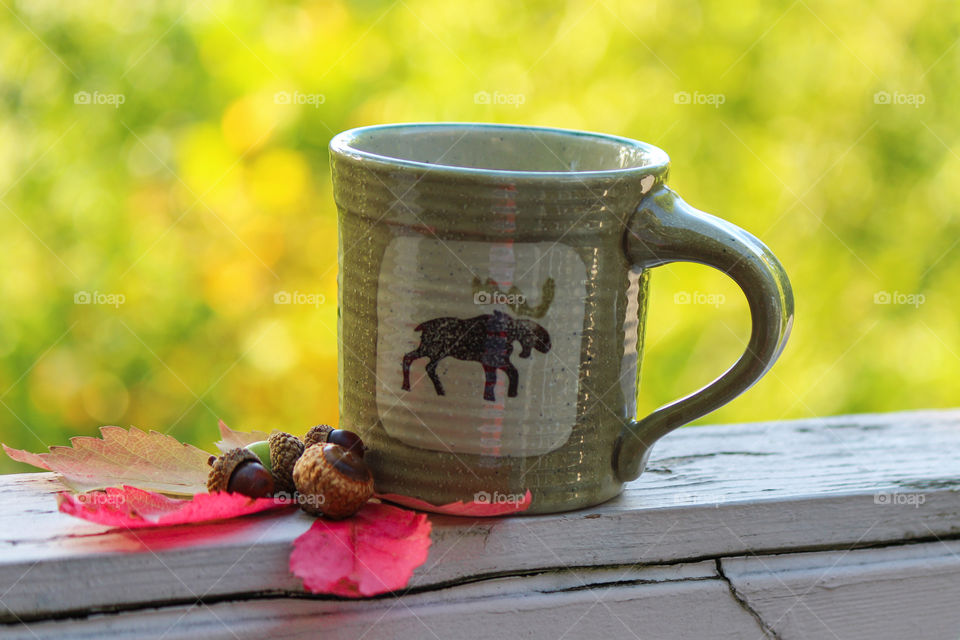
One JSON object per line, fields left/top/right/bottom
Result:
{"left": 401, "top": 278, "right": 554, "bottom": 402}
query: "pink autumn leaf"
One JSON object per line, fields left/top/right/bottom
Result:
{"left": 215, "top": 419, "right": 270, "bottom": 453}
{"left": 4, "top": 427, "right": 213, "bottom": 495}
{"left": 377, "top": 489, "right": 533, "bottom": 516}
{"left": 57, "top": 486, "right": 291, "bottom": 529}
{"left": 290, "top": 502, "right": 432, "bottom": 597}
{"left": 2, "top": 445, "right": 51, "bottom": 471}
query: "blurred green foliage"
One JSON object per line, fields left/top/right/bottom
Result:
{"left": 0, "top": 0, "right": 958, "bottom": 473}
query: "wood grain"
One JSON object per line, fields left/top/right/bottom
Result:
{"left": 1, "top": 562, "right": 769, "bottom": 640}
{"left": 721, "top": 540, "right": 960, "bottom": 639}
{"left": 0, "top": 409, "right": 958, "bottom": 638}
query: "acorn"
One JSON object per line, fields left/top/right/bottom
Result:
{"left": 267, "top": 430, "right": 305, "bottom": 497}
{"left": 207, "top": 448, "right": 275, "bottom": 498}
{"left": 328, "top": 429, "right": 366, "bottom": 458}
{"left": 303, "top": 424, "right": 366, "bottom": 458}
{"left": 292, "top": 443, "right": 374, "bottom": 519}
{"left": 303, "top": 424, "right": 335, "bottom": 448}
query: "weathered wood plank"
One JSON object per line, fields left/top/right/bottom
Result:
{"left": 0, "top": 561, "right": 769, "bottom": 640}
{"left": 0, "top": 409, "right": 957, "bottom": 625}
{"left": 721, "top": 539, "right": 960, "bottom": 639}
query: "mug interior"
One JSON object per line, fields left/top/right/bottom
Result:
{"left": 330, "top": 123, "right": 668, "bottom": 176}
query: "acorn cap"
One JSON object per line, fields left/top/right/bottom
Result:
{"left": 292, "top": 443, "right": 374, "bottom": 519}
{"left": 207, "top": 447, "right": 260, "bottom": 493}
{"left": 268, "top": 430, "right": 305, "bottom": 497}
{"left": 327, "top": 429, "right": 366, "bottom": 458}
{"left": 303, "top": 424, "right": 335, "bottom": 449}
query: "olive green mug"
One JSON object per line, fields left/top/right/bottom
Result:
{"left": 330, "top": 123, "right": 793, "bottom": 514}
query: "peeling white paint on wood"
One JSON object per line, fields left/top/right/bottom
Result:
{"left": 0, "top": 409, "right": 958, "bottom": 638}
{"left": 1, "top": 562, "right": 769, "bottom": 640}
{"left": 721, "top": 540, "right": 960, "bottom": 639}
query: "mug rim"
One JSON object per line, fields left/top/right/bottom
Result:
{"left": 329, "top": 122, "right": 670, "bottom": 180}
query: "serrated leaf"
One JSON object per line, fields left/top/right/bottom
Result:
{"left": 57, "top": 486, "right": 291, "bottom": 528}
{"left": 3, "top": 427, "right": 213, "bottom": 495}
{"left": 3, "top": 445, "right": 52, "bottom": 470}
{"left": 290, "top": 502, "right": 432, "bottom": 597}
{"left": 216, "top": 419, "right": 269, "bottom": 453}
{"left": 377, "top": 489, "right": 533, "bottom": 516}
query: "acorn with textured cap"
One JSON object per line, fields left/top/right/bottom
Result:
{"left": 292, "top": 443, "right": 374, "bottom": 519}
{"left": 207, "top": 448, "right": 275, "bottom": 498}
{"left": 267, "top": 430, "right": 305, "bottom": 497}
{"left": 303, "top": 424, "right": 334, "bottom": 448}
{"left": 304, "top": 424, "right": 366, "bottom": 458}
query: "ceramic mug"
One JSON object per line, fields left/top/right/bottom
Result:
{"left": 330, "top": 123, "right": 793, "bottom": 514}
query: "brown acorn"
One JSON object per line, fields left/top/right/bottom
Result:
{"left": 207, "top": 448, "right": 275, "bottom": 498}
{"left": 327, "top": 429, "right": 366, "bottom": 458}
{"left": 303, "top": 424, "right": 366, "bottom": 458}
{"left": 268, "top": 430, "right": 305, "bottom": 497}
{"left": 303, "top": 424, "right": 334, "bottom": 449}
{"left": 292, "top": 443, "right": 374, "bottom": 519}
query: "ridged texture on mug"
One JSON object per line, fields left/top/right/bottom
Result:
{"left": 334, "top": 157, "right": 662, "bottom": 514}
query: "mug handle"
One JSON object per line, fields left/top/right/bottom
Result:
{"left": 614, "top": 186, "right": 794, "bottom": 482}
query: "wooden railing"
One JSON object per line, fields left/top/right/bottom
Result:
{"left": 1, "top": 409, "right": 958, "bottom": 639}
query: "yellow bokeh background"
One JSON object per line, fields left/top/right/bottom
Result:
{"left": 1, "top": 0, "right": 958, "bottom": 472}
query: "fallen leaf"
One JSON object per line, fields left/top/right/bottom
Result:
{"left": 3, "top": 427, "right": 213, "bottom": 495}
{"left": 216, "top": 419, "right": 269, "bottom": 453}
{"left": 57, "top": 486, "right": 291, "bottom": 529}
{"left": 377, "top": 489, "right": 533, "bottom": 516}
{"left": 3, "top": 445, "right": 51, "bottom": 471}
{"left": 290, "top": 502, "right": 432, "bottom": 597}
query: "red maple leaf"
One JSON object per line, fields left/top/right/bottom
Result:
{"left": 290, "top": 502, "right": 432, "bottom": 597}
{"left": 57, "top": 486, "right": 291, "bottom": 529}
